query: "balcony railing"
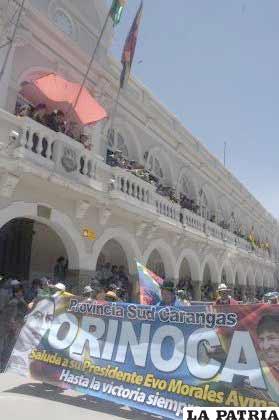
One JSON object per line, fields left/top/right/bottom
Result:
{"left": 181, "top": 208, "right": 204, "bottom": 233}
{"left": 112, "top": 167, "right": 154, "bottom": 205}
{"left": 1, "top": 109, "right": 274, "bottom": 263}
{"left": 10, "top": 115, "right": 105, "bottom": 188}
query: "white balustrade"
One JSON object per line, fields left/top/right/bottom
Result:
{"left": 14, "top": 116, "right": 98, "bottom": 183}
{"left": 20, "top": 117, "right": 55, "bottom": 163}
{"left": 155, "top": 196, "right": 180, "bottom": 221}
{"left": 112, "top": 167, "right": 154, "bottom": 205}
{"left": 0, "top": 109, "right": 274, "bottom": 264}
{"left": 206, "top": 220, "right": 223, "bottom": 240}
{"left": 181, "top": 208, "right": 204, "bottom": 232}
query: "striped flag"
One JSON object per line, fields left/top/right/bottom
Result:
{"left": 120, "top": 1, "right": 143, "bottom": 89}
{"left": 110, "top": 0, "right": 127, "bottom": 26}
{"left": 136, "top": 261, "right": 163, "bottom": 305}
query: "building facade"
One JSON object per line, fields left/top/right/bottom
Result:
{"left": 0, "top": 0, "right": 278, "bottom": 299}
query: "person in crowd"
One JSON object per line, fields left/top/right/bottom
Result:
{"left": 157, "top": 280, "right": 180, "bottom": 307}
{"left": 16, "top": 104, "right": 32, "bottom": 118}
{"left": 31, "top": 103, "right": 47, "bottom": 125}
{"left": 79, "top": 134, "right": 91, "bottom": 150}
{"left": 214, "top": 283, "right": 238, "bottom": 305}
{"left": 118, "top": 265, "right": 129, "bottom": 290}
{"left": 104, "top": 290, "right": 120, "bottom": 302}
{"left": 101, "top": 262, "right": 113, "bottom": 287}
{"left": 37, "top": 277, "right": 52, "bottom": 299}
{"left": 263, "top": 292, "right": 279, "bottom": 304}
{"left": 92, "top": 284, "right": 106, "bottom": 301}
{"left": 82, "top": 285, "right": 93, "bottom": 302}
{"left": 47, "top": 110, "right": 65, "bottom": 133}
{"left": 176, "top": 289, "right": 191, "bottom": 306}
{"left": 25, "top": 278, "right": 42, "bottom": 304}
{"left": 0, "top": 284, "right": 28, "bottom": 371}
{"left": 110, "top": 265, "right": 119, "bottom": 283}
{"left": 51, "top": 283, "right": 66, "bottom": 299}
{"left": 53, "top": 256, "right": 67, "bottom": 283}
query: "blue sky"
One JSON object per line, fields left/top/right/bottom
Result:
{"left": 108, "top": 1, "right": 279, "bottom": 218}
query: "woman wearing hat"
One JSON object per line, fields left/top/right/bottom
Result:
{"left": 215, "top": 283, "right": 238, "bottom": 305}
{"left": 157, "top": 280, "right": 180, "bottom": 307}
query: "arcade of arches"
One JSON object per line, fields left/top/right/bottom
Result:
{"left": 0, "top": 218, "right": 274, "bottom": 300}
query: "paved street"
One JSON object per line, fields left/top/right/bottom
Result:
{"left": 0, "top": 373, "right": 159, "bottom": 420}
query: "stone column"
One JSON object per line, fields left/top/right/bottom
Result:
{"left": 192, "top": 282, "right": 201, "bottom": 300}
{"left": 240, "top": 285, "right": 247, "bottom": 302}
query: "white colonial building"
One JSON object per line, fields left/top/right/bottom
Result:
{"left": 0, "top": 0, "right": 278, "bottom": 300}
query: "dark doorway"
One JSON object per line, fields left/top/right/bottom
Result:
{"left": 0, "top": 218, "right": 34, "bottom": 281}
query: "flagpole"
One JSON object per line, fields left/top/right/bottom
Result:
{"left": 68, "top": 9, "right": 111, "bottom": 117}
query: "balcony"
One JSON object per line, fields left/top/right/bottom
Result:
{"left": 1, "top": 110, "right": 107, "bottom": 191}
{"left": 0, "top": 109, "right": 274, "bottom": 265}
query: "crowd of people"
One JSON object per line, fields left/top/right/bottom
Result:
{"left": 0, "top": 263, "right": 278, "bottom": 373}
{"left": 106, "top": 150, "right": 272, "bottom": 254}
{"left": 0, "top": 260, "right": 131, "bottom": 372}
{"left": 15, "top": 102, "right": 91, "bottom": 150}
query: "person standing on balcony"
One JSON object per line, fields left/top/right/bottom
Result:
{"left": 47, "top": 110, "right": 65, "bottom": 133}
{"left": 31, "top": 103, "right": 47, "bottom": 125}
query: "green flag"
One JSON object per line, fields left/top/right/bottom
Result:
{"left": 110, "top": 0, "right": 127, "bottom": 26}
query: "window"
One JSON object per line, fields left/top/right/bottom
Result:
{"left": 147, "top": 153, "right": 164, "bottom": 180}
{"left": 107, "top": 129, "right": 128, "bottom": 157}
{"left": 199, "top": 190, "right": 209, "bottom": 219}
{"left": 53, "top": 10, "right": 73, "bottom": 36}
{"left": 181, "top": 176, "right": 190, "bottom": 197}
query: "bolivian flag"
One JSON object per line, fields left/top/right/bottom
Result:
{"left": 110, "top": 0, "right": 127, "bottom": 26}
{"left": 120, "top": 1, "right": 143, "bottom": 89}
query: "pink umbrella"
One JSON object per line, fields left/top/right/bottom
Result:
{"left": 20, "top": 73, "right": 107, "bottom": 125}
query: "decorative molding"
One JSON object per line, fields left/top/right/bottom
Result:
{"left": 0, "top": 173, "right": 20, "bottom": 198}
{"left": 172, "top": 234, "right": 182, "bottom": 248}
{"left": 146, "top": 224, "right": 158, "bottom": 241}
{"left": 136, "top": 222, "right": 147, "bottom": 237}
{"left": 99, "top": 207, "right": 111, "bottom": 226}
{"left": 75, "top": 200, "right": 90, "bottom": 219}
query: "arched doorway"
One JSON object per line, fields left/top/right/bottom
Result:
{"left": 146, "top": 249, "right": 165, "bottom": 279}
{"left": 0, "top": 218, "right": 67, "bottom": 282}
{"left": 95, "top": 238, "right": 131, "bottom": 299}
{"left": 201, "top": 263, "right": 214, "bottom": 300}
{"left": 178, "top": 258, "right": 194, "bottom": 299}
{"left": 96, "top": 239, "right": 128, "bottom": 273}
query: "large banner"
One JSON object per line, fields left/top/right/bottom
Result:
{"left": 6, "top": 294, "right": 279, "bottom": 418}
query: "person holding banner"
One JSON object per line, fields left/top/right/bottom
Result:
{"left": 214, "top": 283, "right": 238, "bottom": 305}
{"left": 0, "top": 284, "right": 28, "bottom": 371}
{"left": 157, "top": 280, "right": 180, "bottom": 307}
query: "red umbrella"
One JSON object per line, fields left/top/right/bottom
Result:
{"left": 20, "top": 73, "right": 107, "bottom": 125}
